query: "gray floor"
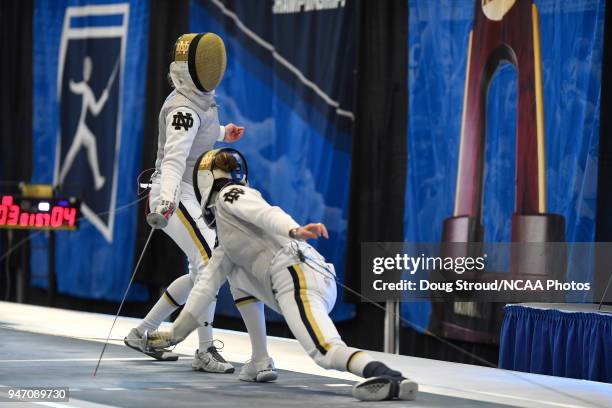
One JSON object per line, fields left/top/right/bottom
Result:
{"left": 0, "top": 327, "right": 514, "bottom": 407}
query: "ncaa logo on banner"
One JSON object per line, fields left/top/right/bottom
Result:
{"left": 54, "top": 4, "right": 129, "bottom": 243}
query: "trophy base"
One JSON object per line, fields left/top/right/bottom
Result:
{"left": 441, "top": 215, "right": 483, "bottom": 242}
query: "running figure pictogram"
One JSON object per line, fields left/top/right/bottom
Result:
{"left": 59, "top": 56, "right": 118, "bottom": 190}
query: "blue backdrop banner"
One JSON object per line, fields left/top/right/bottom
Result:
{"left": 404, "top": 0, "right": 605, "bottom": 330}
{"left": 31, "top": 0, "right": 149, "bottom": 301}
{"left": 189, "top": 0, "right": 356, "bottom": 321}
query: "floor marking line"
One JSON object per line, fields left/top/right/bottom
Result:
{"left": 32, "top": 400, "right": 119, "bottom": 408}
{"left": 30, "top": 402, "right": 73, "bottom": 408}
{"left": 0, "top": 357, "right": 152, "bottom": 363}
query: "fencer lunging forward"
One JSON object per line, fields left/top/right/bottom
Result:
{"left": 145, "top": 148, "right": 418, "bottom": 401}
{"left": 59, "top": 56, "right": 116, "bottom": 190}
{"left": 124, "top": 33, "right": 269, "bottom": 375}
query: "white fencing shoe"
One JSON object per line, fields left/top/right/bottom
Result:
{"left": 238, "top": 357, "right": 278, "bottom": 382}
{"left": 123, "top": 328, "right": 178, "bottom": 361}
{"left": 352, "top": 376, "right": 418, "bottom": 401}
{"left": 191, "top": 346, "right": 235, "bottom": 373}
{"left": 397, "top": 378, "right": 418, "bottom": 400}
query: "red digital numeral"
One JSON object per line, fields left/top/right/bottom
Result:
{"left": 7, "top": 205, "right": 19, "bottom": 226}
{"left": 50, "top": 207, "right": 63, "bottom": 227}
{"left": 0, "top": 197, "right": 76, "bottom": 229}
{"left": 35, "top": 213, "right": 50, "bottom": 227}
{"left": 0, "top": 196, "right": 18, "bottom": 226}
{"left": 64, "top": 207, "right": 77, "bottom": 227}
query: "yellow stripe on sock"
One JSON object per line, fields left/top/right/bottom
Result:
{"left": 235, "top": 297, "right": 258, "bottom": 307}
{"left": 162, "top": 292, "right": 179, "bottom": 307}
{"left": 347, "top": 351, "right": 365, "bottom": 372}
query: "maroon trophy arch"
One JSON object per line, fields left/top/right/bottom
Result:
{"left": 432, "top": 0, "right": 565, "bottom": 343}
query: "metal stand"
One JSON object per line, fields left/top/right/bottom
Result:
{"left": 383, "top": 300, "right": 400, "bottom": 354}
{"left": 17, "top": 229, "right": 29, "bottom": 303}
{"left": 47, "top": 230, "right": 56, "bottom": 306}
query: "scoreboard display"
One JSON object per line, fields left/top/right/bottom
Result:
{"left": 0, "top": 195, "right": 79, "bottom": 231}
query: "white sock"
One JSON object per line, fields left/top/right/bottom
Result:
{"left": 236, "top": 298, "right": 269, "bottom": 360}
{"left": 137, "top": 274, "right": 192, "bottom": 333}
{"left": 323, "top": 345, "right": 375, "bottom": 376}
{"left": 197, "top": 300, "right": 216, "bottom": 350}
{"left": 345, "top": 350, "right": 375, "bottom": 377}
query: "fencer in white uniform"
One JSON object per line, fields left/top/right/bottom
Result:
{"left": 124, "top": 33, "right": 270, "bottom": 375}
{"left": 145, "top": 148, "right": 418, "bottom": 401}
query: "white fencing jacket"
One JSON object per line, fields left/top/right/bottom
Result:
{"left": 153, "top": 62, "right": 225, "bottom": 203}
{"left": 189, "top": 184, "right": 306, "bottom": 307}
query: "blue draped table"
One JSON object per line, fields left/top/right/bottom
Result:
{"left": 499, "top": 303, "right": 612, "bottom": 383}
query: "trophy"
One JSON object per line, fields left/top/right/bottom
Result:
{"left": 431, "top": 0, "right": 566, "bottom": 343}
